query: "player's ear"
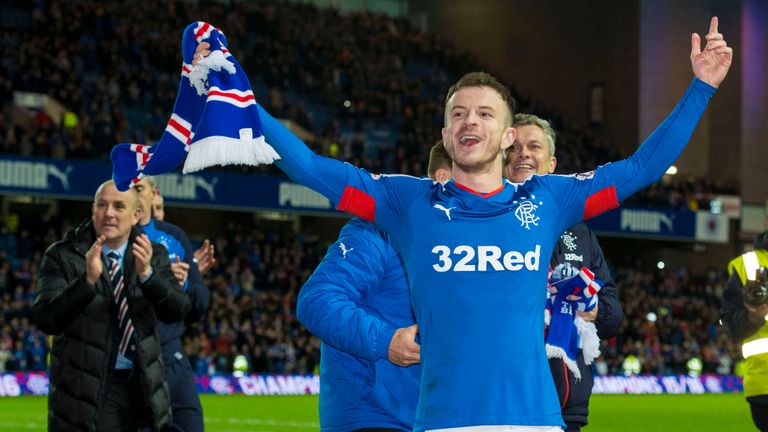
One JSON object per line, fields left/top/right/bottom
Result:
{"left": 436, "top": 168, "right": 451, "bottom": 183}
{"left": 501, "top": 127, "right": 517, "bottom": 151}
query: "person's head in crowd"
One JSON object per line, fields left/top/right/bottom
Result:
{"left": 133, "top": 177, "right": 159, "bottom": 225}
{"left": 427, "top": 140, "right": 452, "bottom": 182}
{"left": 504, "top": 113, "right": 557, "bottom": 182}
{"left": 91, "top": 180, "right": 140, "bottom": 248}
{"left": 152, "top": 194, "right": 165, "bottom": 222}
{"left": 441, "top": 72, "right": 517, "bottom": 176}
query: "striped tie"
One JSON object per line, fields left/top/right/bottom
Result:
{"left": 107, "top": 252, "right": 136, "bottom": 360}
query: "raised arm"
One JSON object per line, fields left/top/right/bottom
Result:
{"left": 258, "top": 104, "right": 352, "bottom": 204}
{"left": 545, "top": 17, "right": 732, "bottom": 231}
{"left": 691, "top": 17, "right": 733, "bottom": 89}
{"left": 611, "top": 16, "right": 732, "bottom": 199}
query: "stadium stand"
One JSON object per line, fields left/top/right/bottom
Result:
{"left": 0, "top": 0, "right": 733, "bottom": 206}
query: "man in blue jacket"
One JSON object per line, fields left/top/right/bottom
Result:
{"left": 505, "top": 113, "right": 623, "bottom": 431}
{"left": 297, "top": 142, "right": 452, "bottom": 432}
{"left": 134, "top": 176, "right": 209, "bottom": 432}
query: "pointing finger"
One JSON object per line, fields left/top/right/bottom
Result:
{"left": 708, "top": 16, "right": 718, "bottom": 35}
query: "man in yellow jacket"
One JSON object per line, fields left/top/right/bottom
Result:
{"left": 723, "top": 231, "right": 768, "bottom": 431}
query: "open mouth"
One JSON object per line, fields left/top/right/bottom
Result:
{"left": 459, "top": 135, "right": 481, "bottom": 147}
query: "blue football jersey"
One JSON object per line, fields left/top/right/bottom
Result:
{"left": 259, "top": 78, "right": 715, "bottom": 430}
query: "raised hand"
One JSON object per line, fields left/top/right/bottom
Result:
{"left": 193, "top": 239, "right": 216, "bottom": 276}
{"left": 193, "top": 41, "right": 211, "bottom": 66}
{"left": 85, "top": 235, "right": 106, "bottom": 285}
{"left": 171, "top": 256, "right": 189, "bottom": 286}
{"left": 691, "top": 16, "right": 733, "bottom": 88}
{"left": 132, "top": 234, "right": 154, "bottom": 280}
{"left": 388, "top": 324, "right": 421, "bottom": 367}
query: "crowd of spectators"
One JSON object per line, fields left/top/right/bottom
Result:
{"left": 0, "top": 219, "right": 59, "bottom": 374}
{"left": 183, "top": 222, "right": 325, "bottom": 375}
{"left": 0, "top": 0, "right": 468, "bottom": 175}
{"left": 0, "top": 0, "right": 736, "bottom": 208}
{"left": 598, "top": 266, "right": 741, "bottom": 376}
{"left": 0, "top": 209, "right": 747, "bottom": 377}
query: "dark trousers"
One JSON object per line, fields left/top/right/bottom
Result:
{"left": 549, "top": 351, "right": 591, "bottom": 430}
{"left": 95, "top": 369, "right": 147, "bottom": 432}
{"left": 565, "top": 422, "right": 582, "bottom": 432}
{"left": 138, "top": 354, "right": 203, "bottom": 432}
{"left": 167, "top": 355, "right": 204, "bottom": 432}
{"left": 749, "top": 395, "right": 768, "bottom": 432}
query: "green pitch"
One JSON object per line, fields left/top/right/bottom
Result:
{"left": 0, "top": 393, "right": 753, "bottom": 431}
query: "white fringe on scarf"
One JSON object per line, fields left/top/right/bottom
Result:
{"left": 546, "top": 344, "right": 582, "bottom": 380}
{"left": 575, "top": 316, "right": 601, "bottom": 366}
{"left": 183, "top": 133, "right": 280, "bottom": 173}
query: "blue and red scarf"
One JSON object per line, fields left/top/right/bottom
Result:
{"left": 544, "top": 267, "right": 603, "bottom": 379}
{"left": 111, "top": 22, "right": 279, "bottom": 191}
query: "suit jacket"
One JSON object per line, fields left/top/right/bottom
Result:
{"left": 34, "top": 219, "right": 191, "bottom": 432}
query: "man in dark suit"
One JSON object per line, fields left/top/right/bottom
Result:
{"left": 34, "top": 180, "right": 191, "bottom": 432}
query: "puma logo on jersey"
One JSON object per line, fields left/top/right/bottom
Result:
{"left": 433, "top": 204, "right": 456, "bottom": 220}
{"left": 339, "top": 242, "right": 354, "bottom": 259}
{"left": 431, "top": 244, "right": 541, "bottom": 272}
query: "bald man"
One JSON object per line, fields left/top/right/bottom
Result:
{"left": 34, "top": 180, "right": 190, "bottom": 431}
